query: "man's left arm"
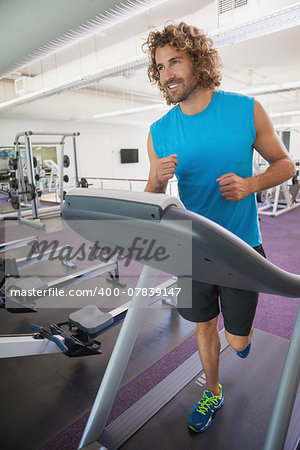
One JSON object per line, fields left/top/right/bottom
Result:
{"left": 217, "top": 100, "right": 296, "bottom": 202}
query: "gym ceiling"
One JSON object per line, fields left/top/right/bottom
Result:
{"left": 0, "top": 0, "right": 299, "bottom": 127}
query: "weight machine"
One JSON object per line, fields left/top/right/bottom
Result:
{"left": 257, "top": 176, "right": 300, "bottom": 217}
{"left": 0, "top": 241, "right": 177, "bottom": 357}
{"left": 254, "top": 150, "right": 300, "bottom": 217}
{"left": 7, "top": 131, "right": 80, "bottom": 228}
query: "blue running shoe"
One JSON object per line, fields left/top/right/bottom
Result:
{"left": 234, "top": 341, "right": 251, "bottom": 359}
{"left": 188, "top": 384, "right": 224, "bottom": 433}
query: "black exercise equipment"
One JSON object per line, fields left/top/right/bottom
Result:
{"left": 29, "top": 317, "right": 103, "bottom": 358}
{"left": 9, "top": 191, "right": 20, "bottom": 210}
{"left": 0, "top": 257, "right": 19, "bottom": 289}
{"left": 9, "top": 178, "right": 18, "bottom": 190}
{"left": 79, "top": 177, "right": 88, "bottom": 188}
{"left": 8, "top": 157, "right": 18, "bottom": 171}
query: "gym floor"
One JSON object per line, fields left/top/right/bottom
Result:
{"left": 0, "top": 205, "right": 299, "bottom": 450}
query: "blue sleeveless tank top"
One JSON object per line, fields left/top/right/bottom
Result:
{"left": 150, "top": 90, "right": 261, "bottom": 247}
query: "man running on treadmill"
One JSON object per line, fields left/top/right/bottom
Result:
{"left": 143, "top": 22, "right": 295, "bottom": 433}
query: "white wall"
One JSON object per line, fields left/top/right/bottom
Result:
{"left": 0, "top": 117, "right": 150, "bottom": 191}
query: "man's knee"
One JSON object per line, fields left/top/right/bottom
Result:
{"left": 225, "top": 330, "right": 250, "bottom": 352}
{"left": 197, "top": 316, "right": 219, "bottom": 337}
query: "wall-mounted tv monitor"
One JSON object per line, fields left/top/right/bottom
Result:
{"left": 120, "top": 148, "right": 139, "bottom": 164}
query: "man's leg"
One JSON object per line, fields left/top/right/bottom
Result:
{"left": 177, "top": 279, "right": 224, "bottom": 432}
{"left": 225, "top": 325, "right": 254, "bottom": 352}
{"left": 189, "top": 315, "right": 224, "bottom": 432}
{"left": 221, "top": 245, "right": 266, "bottom": 356}
{"left": 196, "top": 316, "right": 221, "bottom": 396}
{"left": 221, "top": 284, "right": 259, "bottom": 359}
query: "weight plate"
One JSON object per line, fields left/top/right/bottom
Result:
{"left": 63, "top": 155, "right": 70, "bottom": 168}
{"left": 11, "top": 193, "right": 20, "bottom": 210}
{"left": 25, "top": 182, "right": 36, "bottom": 201}
{"left": 257, "top": 190, "right": 267, "bottom": 203}
{"left": 8, "top": 157, "right": 18, "bottom": 170}
{"left": 9, "top": 178, "right": 19, "bottom": 190}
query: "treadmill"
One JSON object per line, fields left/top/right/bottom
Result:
{"left": 62, "top": 188, "right": 300, "bottom": 450}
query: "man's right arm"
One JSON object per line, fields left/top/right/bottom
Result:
{"left": 144, "top": 131, "right": 178, "bottom": 193}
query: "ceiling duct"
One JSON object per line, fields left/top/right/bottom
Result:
{"left": 0, "top": 55, "right": 149, "bottom": 112}
{"left": 0, "top": 0, "right": 165, "bottom": 79}
{"left": 218, "top": 0, "right": 248, "bottom": 15}
{"left": 213, "top": 3, "right": 300, "bottom": 46}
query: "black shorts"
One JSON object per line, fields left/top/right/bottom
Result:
{"left": 177, "top": 245, "right": 266, "bottom": 337}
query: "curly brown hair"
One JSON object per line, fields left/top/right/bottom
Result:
{"left": 142, "top": 22, "right": 222, "bottom": 104}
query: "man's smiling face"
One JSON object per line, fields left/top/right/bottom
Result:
{"left": 155, "top": 44, "right": 199, "bottom": 104}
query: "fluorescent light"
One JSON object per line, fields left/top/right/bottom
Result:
{"left": 282, "top": 110, "right": 300, "bottom": 117}
{"left": 93, "top": 104, "right": 166, "bottom": 119}
{"left": 270, "top": 110, "right": 300, "bottom": 118}
{"left": 275, "top": 123, "right": 300, "bottom": 130}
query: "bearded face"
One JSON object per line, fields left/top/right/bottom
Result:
{"left": 155, "top": 45, "right": 199, "bottom": 105}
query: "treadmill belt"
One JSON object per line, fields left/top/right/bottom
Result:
{"left": 101, "top": 329, "right": 299, "bottom": 450}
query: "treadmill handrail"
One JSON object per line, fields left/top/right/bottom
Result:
{"left": 65, "top": 188, "right": 184, "bottom": 211}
